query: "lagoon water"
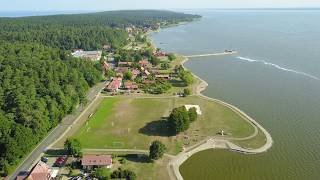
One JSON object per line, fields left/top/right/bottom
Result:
{"left": 152, "top": 10, "right": 320, "bottom": 180}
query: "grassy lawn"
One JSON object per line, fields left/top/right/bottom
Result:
{"left": 113, "top": 154, "right": 170, "bottom": 180}
{"left": 232, "top": 128, "right": 268, "bottom": 149}
{"left": 66, "top": 95, "right": 255, "bottom": 155}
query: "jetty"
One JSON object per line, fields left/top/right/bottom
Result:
{"left": 185, "top": 51, "right": 238, "bottom": 58}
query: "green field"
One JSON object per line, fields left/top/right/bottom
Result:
{"left": 71, "top": 95, "right": 256, "bottom": 155}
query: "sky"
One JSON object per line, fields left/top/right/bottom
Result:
{"left": 1, "top": 0, "right": 320, "bottom": 11}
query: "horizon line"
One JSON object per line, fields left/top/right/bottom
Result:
{"left": 2, "top": 7, "right": 320, "bottom": 12}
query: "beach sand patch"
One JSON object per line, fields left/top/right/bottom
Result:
{"left": 185, "top": 105, "right": 202, "bottom": 115}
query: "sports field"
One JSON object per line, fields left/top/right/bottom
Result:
{"left": 66, "top": 95, "right": 256, "bottom": 155}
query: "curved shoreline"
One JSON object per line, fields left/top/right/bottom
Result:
{"left": 168, "top": 56, "right": 273, "bottom": 180}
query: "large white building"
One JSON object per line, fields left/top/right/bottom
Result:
{"left": 71, "top": 50, "right": 102, "bottom": 61}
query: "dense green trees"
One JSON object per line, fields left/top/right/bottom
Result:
{"left": 149, "top": 141, "right": 166, "bottom": 160}
{"left": 64, "top": 138, "right": 82, "bottom": 157}
{"left": 0, "top": 10, "right": 200, "bottom": 51}
{"left": 0, "top": 26, "right": 128, "bottom": 51}
{"left": 0, "top": 43, "right": 101, "bottom": 175}
{"left": 168, "top": 106, "right": 198, "bottom": 134}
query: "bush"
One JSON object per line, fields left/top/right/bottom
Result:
{"left": 143, "top": 80, "right": 171, "bottom": 94}
{"left": 167, "top": 53, "right": 176, "bottom": 61}
{"left": 183, "top": 88, "right": 191, "bottom": 96}
{"left": 149, "top": 141, "right": 166, "bottom": 160}
{"left": 92, "top": 167, "right": 111, "bottom": 180}
{"left": 179, "top": 70, "right": 194, "bottom": 86}
{"left": 111, "top": 168, "right": 136, "bottom": 180}
{"left": 188, "top": 107, "right": 198, "bottom": 122}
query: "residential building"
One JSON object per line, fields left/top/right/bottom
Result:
{"left": 103, "top": 44, "right": 111, "bottom": 50}
{"left": 81, "top": 155, "right": 112, "bottom": 170}
{"left": 123, "top": 81, "right": 138, "bottom": 90}
{"left": 106, "top": 78, "right": 122, "bottom": 92}
{"left": 132, "top": 69, "right": 141, "bottom": 79}
{"left": 26, "top": 161, "right": 51, "bottom": 180}
{"left": 153, "top": 51, "right": 166, "bottom": 57}
{"left": 115, "top": 67, "right": 129, "bottom": 77}
{"left": 71, "top": 50, "right": 102, "bottom": 61}
{"left": 139, "top": 60, "right": 152, "bottom": 68}
{"left": 118, "top": 61, "right": 132, "bottom": 67}
{"left": 155, "top": 74, "right": 171, "bottom": 80}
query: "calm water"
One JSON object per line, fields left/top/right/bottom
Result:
{"left": 152, "top": 10, "right": 320, "bottom": 180}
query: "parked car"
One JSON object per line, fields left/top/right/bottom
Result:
{"left": 54, "top": 155, "right": 68, "bottom": 167}
{"left": 41, "top": 156, "right": 49, "bottom": 163}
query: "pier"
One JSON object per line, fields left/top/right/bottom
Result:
{"left": 185, "top": 51, "right": 238, "bottom": 58}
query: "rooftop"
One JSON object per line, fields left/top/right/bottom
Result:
{"left": 81, "top": 155, "right": 112, "bottom": 166}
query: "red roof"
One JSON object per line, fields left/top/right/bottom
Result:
{"left": 139, "top": 60, "right": 150, "bottom": 66}
{"left": 115, "top": 67, "right": 129, "bottom": 74}
{"left": 153, "top": 51, "right": 166, "bottom": 57}
{"left": 82, "top": 155, "right": 112, "bottom": 166}
{"left": 28, "top": 162, "right": 51, "bottom": 180}
{"left": 132, "top": 69, "right": 141, "bottom": 75}
{"left": 107, "top": 78, "right": 122, "bottom": 91}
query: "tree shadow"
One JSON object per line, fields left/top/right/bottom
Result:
{"left": 123, "top": 154, "right": 152, "bottom": 164}
{"left": 138, "top": 117, "right": 175, "bottom": 137}
{"left": 45, "top": 149, "right": 67, "bottom": 156}
{"left": 169, "top": 79, "right": 187, "bottom": 87}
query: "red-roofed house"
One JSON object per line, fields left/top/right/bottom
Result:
{"left": 27, "top": 162, "right": 51, "bottom": 180}
{"left": 123, "top": 81, "right": 138, "bottom": 90}
{"left": 132, "top": 69, "right": 141, "bottom": 79}
{"left": 153, "top": 51, "right": 166, "bottom": 57}
{"left": 106, "top": 78, "right": 122, "bottom": 92}
{"left": 115, "top": 67, "right": 129, "bottom": 74}
{"left": 139, "top": 60, "right": 151, "bottom": 68}
{"left": 81, "top": 155, "right": 112, "bottom": 170}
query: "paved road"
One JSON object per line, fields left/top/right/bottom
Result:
{"left": 9, "top": 82, "right": 106, "bottom": 180}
